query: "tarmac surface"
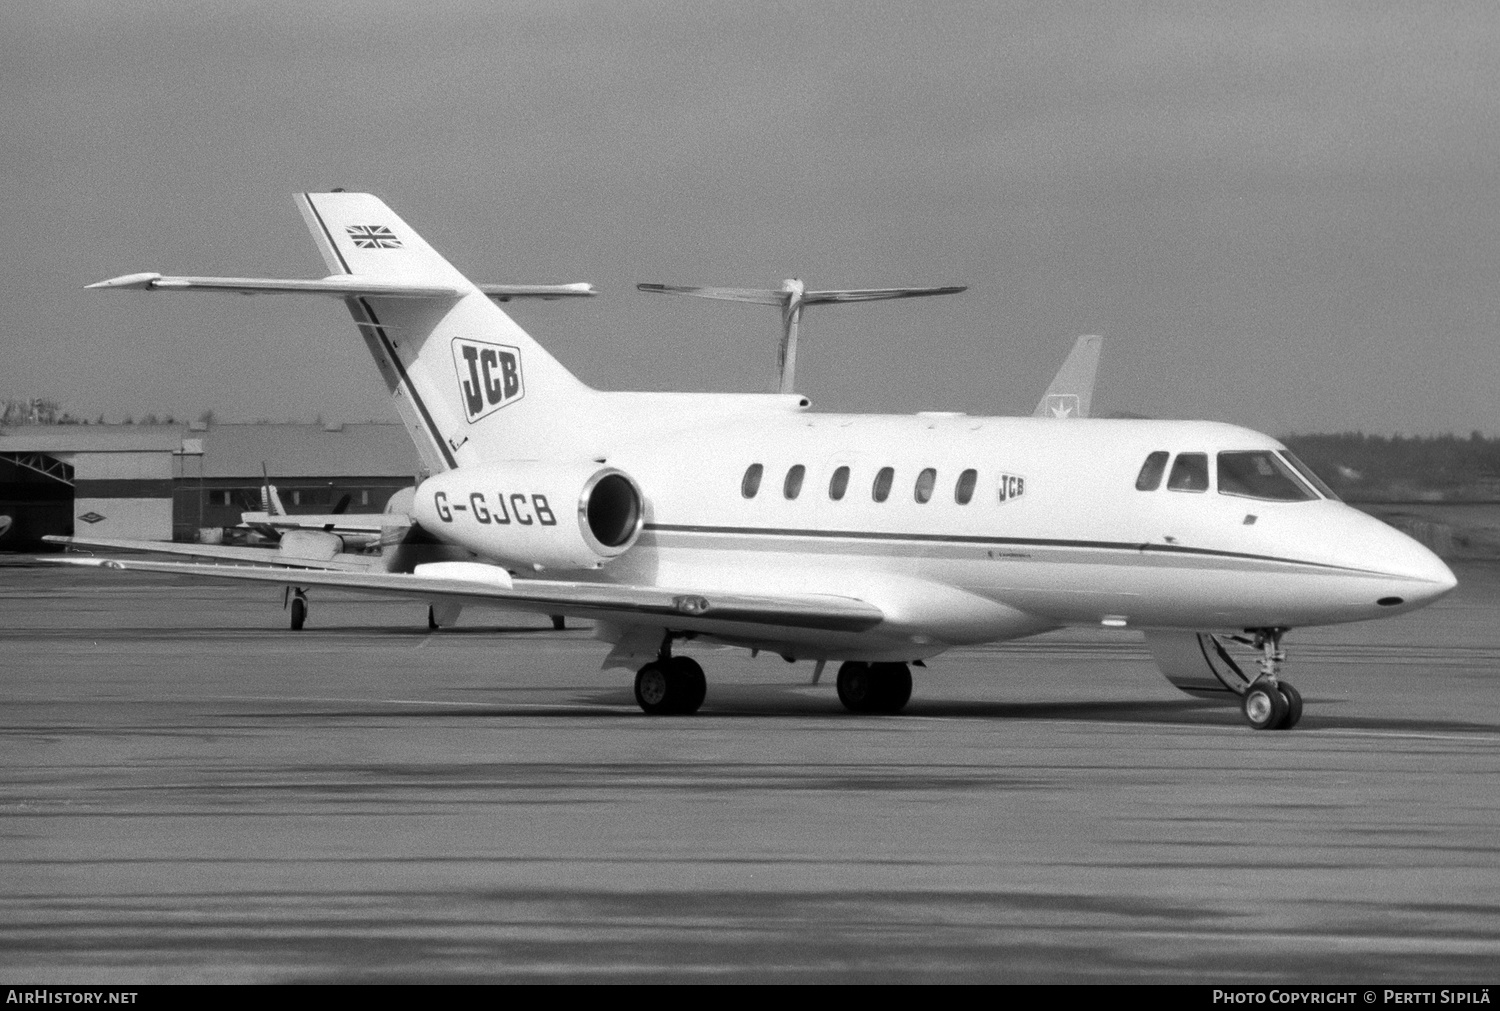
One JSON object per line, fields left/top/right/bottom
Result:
{"left": 1, "top": 560, "right": 1498, "bottom": 983}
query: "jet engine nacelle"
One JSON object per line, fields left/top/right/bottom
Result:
{"left": 412, "top": 462, "right": 643, "bottom": 571}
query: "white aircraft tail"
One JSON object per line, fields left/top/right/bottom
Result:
{"left": 295, "top": 192, "right": 595, "bottom": 471}
{"left": 1033, "top": 335, "right": 1103, "bottom": 419}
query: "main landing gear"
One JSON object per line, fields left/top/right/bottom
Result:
{"left": 286, "top": 587, "right": 308, "bottom": 630}
{"left": 835, "top": 661, "right": 912, "bottom": 715}
{"left": 634, "top": 634, "right": 707, "bottom": 715}
{"left": 1239, "top": 628, "right": 1302, "bottom": 731}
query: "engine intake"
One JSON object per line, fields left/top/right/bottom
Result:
{"left": 414, "top": 462, "right": 644, "bottom": 571}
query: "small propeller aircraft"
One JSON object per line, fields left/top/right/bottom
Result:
{"left": 51, "top": 193, "right": 1455, "bottom": 730}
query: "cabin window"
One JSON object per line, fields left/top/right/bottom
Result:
{"left": 955, "top": 469, "right": 977, "bottom": 504}
{"left": 1278, "top": 451, "right": 1340, "bottom": 501}
{"left": 741, "top": 463, "right": 763, "bottom": 499}
{"left": 1167, "top": 453, "right": 1209, "bottom": 492}
{"left": 914, "top": 468, "right": 937, "bottom": 503}
{"left": 872, "top": 467, "right": 894, "bottom": 503}
{"left": 1136, "top": 451, "right": 1169, "bottom": 491}
{"left": 784, "top": 464, "right": 806, "bottom": 500}
{"left": 1217, "top": 452, "right": 1316, "bottom": 502}
{"left": 829, "top": 466, "right": 850, "bottom": 501}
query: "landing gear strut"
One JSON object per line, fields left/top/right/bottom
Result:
{"left": 836, "top": 661, "right": 912, "bottom": 715}
{"left": 634, "top": 633, "right": 706, "bottom": 715}
{"left": 1240, "top": 628, "right": 1301, "bottom": 731}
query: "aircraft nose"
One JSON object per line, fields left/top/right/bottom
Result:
{"left": 1373, "top": 521, "right": 1457, "bottom": 603}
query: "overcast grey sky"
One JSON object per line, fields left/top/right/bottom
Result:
{"left": 4, "top": 1, "right": 1498, "bottom": 434}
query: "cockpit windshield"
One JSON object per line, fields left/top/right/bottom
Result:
{"left": 1278, "top": 450, "right": 1341, "bottom": 501}
{"left": 1218, "top": 451, "right": 1316, "bottom": 502}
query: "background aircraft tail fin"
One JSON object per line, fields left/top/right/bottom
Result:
{"left": 1033, "top": 335, "right": 1103, "bottom": 419}
{"left": 295, "top": 192, "right": 594, "bottom": 472}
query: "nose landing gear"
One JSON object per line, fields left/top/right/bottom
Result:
{"left": 1240, "top": 628, "right": 1302, "bottom": 731}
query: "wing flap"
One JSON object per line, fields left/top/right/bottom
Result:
{"left": 44, "top": 535, "right": 375, "bottom": 571}
{"left": 47, "top": 555, "right": 885, "bottom": 632}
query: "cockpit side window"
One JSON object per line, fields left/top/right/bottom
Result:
{"left": 1278, "top": 450, "right": 1340, "bottom": 501}
{"left": 1167, "top": 453, "right": 1209, "bottom": 492}
{"left": 1218, "top": 452, "right": 1316, "bottom": 502}
{"left": 1136, "top": 451, "right": 1169, "bottom": 491}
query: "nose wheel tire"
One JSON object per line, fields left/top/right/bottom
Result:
{"left": 1274, "top": 681, "right": 1303, "bottom": 730}
{"left": 289, "top": 594, "right": 307, "bottom": 631}
{"left": 634, "top": 656, "right": 707, "bottom": 715}
{"left": 1242, "top": 677, "right": 1289, "bottom": 730}
{"left": 836, "top": 661, "right": 912, "bottom": 714}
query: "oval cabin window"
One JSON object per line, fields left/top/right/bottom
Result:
{"left": 872, "top": 467, "right": 895, "bottom": 503}
{"left": 955, "top": 469, "right": 977, "bottom": 504}
{"left": 914, "top": 468, "right": 936, "bottom": 503}
{"left": 784, "top": 464, "right": 806, "bottom": 500}
{"left": 829, "top": 466, "right": 850, "bottom": 501}
{"left": 741, "top": 463, "right": 763, "bottom": 499}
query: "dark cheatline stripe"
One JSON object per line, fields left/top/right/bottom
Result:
{"left": 303, "top": 193, "right": 458, "bottom": 472}
{"left": 351, "top": 298, "right": 458, "bottom": 471}
{"left": 642, "top": 522, "right": 1382, "bottom": 575}
{"left": 74, "top": 479, "right": 175, "bottom": 498}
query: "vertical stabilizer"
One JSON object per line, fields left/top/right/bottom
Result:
{"left": 296, "top": 193, "right": 594, "bottom": 471}
{"left": 1033, "top": 335, "right": 1103, "bottom": 419}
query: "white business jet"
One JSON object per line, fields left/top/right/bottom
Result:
{"left": 58, "top": 192, "right": 1455, "bottom": 730}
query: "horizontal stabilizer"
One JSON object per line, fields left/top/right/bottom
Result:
{"left": 86, "top": 272, "right": 464, "bottom": 298}
{"left": 88, "top": 274, "right": 599, "bottom": 302}
{"left": 636, "top": 283, "right": 966, "bottom": 305}
{"left": 47, "top": 555, "right": 886, "bottom": 633}
{"left": 479, "top": 282, "right": 598, "bottom": 301}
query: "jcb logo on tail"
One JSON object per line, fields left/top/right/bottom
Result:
{"left": 452, "top": 338, "right": 524, "bottom": 422}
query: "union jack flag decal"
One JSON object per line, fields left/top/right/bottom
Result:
{"left": 346, "top": 224, "right": 402, "bottom": 249}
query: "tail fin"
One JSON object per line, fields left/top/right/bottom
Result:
{"left": 296, "top": 192, "right": 594, "bottom": 471}
{"left": 1033, "top": 335, "right": 1103, "bottom": 419}
{"left": 260, "top": 464, "right": 286, "bottom": 516}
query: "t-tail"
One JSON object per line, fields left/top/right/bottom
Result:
{"left": 294, "top": 193, "right": 595, "bottom": 471}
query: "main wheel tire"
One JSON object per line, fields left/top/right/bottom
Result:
{"left": 1275, "top": 681, "right": 1304, "bottom": 730}
{"left": 634, "top": 662, "right": 673, "bottom": 715}
{"left": 290, "top": 595, "right": 307, "bottom": 631}
{"left": 551, "top": 615, "right": 566, "bottom": 630}
{"left": 427, "top": 605, "right": 439, "bottom": 631}
{"left": 669, "top": 656, "right": 707, "bottom": 715}
{"left": 836, "top": 662, "right": 877, "bottom": 713}
{"left": 1242, "top": 678, "right": 1289, "bottom": 730}
{"left": 870, "top": 662, "right": 913, "bottom": 714}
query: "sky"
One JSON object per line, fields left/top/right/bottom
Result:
{"left": 3, "top": 1, "right": 1498, "bottom": 435}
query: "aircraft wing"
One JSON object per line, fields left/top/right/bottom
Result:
{"left": 636, "top": 283, "right": 786, "bottom": 305}
{"left": 47, "top": 556, "right": 886, "bottom": 633}
{"left": 238, "top": 512, "right": 393, "bottom": 536}
{"left": 1033, "top": 335, "right": 1103, "bottom": 419}
{"left": 44, "top": 536, "right": 376, "bottom": 572}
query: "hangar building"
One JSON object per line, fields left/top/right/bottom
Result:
{"left": 0, "top": 422, "right": 418, "bottom": 550}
